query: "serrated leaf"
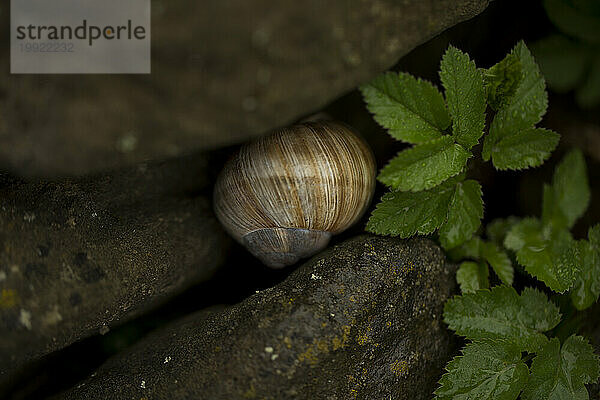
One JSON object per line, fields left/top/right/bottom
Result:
{"left": 440, "top": 46, "right": 486, "bottom": 149}
{"left": 484, "top": 53, "right": 523, "bottom": 111}
{"left": 444, "top": 286, "right": 561, "bottom": 352}
{"left": 490, "top": 128, "right": 559, "bottom": 171}
{"left": 378, "top": 136, "right": 470, "bottom": 192}
{"left": 457, "top": 261, "right": 489, "bottom": 294}
{"left": 504, "top": 218, "right": 579, "bottom": 293}
{"left": 542, "top": 149, "right": 590, "bottom": 230}
{"left": 483, "top": 42, "right": 548, "bottom": 162}
{"left": 360, "top": 72, "right": 451, "bottom": 144}
{"left": 544, "top": 0, "right": 600, "bottom": 44}
{"left": 522, "top": 335, "right": 600, "bottom": 400}
{"left": 435, "top": 340, "right": 528, "bottom": 400}
{"left": 486, "top": 217, "right": 521, "bottom": 245}
{"left": 366, "top": 184, "right": 454, "bottom": 237}
{"left": 481, "top": 242, "right": 514, "bottom": 286}
{"left": 439, "top": 180, "right": 484, "bottom": 249}
{"left": 571, "top": 225, "right": 600, "bottom": 310}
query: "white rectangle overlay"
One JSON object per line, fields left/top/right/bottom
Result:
{"left": 11, "top": 0, "right": 150, "bottom": 74}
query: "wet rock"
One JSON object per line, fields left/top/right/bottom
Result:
{"left": 0, "top": 0, "right": 490, "bottom": 177}
{"left": 0, "top": 153, "right": 230, "bottom": 380}
{"left": 56, "top": 235, "right": 456, "bottom": 400}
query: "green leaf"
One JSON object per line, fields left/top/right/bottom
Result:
{"left": 503, "top": 218, "right": 540, "bottom": 253}
{"left": 360, "top": 73, "right": 449, "bottom": 144}
{"left": 522, "top": 335, "right": 600, "bottom": 400}
{"left": 590, "top": 223, "right": 600, "bottom": 249}
{"left": 532, "top": 35, "right": 591, "bottom": 92}
{"left": 544, "top": 0, "right": 600, "bottom": 44}
{"left": 570, "top": 240, "right": 600, "bottom": 310}
{"left": 360, "top": 72, "right": 451, "bottom": 144}
{"left": 571, "top": 225, "right": 600, "bottom": 310}
{"left": 444, "top": 286, "right": 561, "bottom": 352}
{"left": 378, "top": 136, "right": 470, "bottom": 191}
{"left": 489, "top": 128, "right": 559, "bottom": 171}
{"left": 483, "top": 42, "right": 548, "bottom": 163}
{"left": 439, "top": 180, "right": 484, "bottom": 249}
{"left": 366, "top": 183, "right": 455, "bottom": 237}
{"left": 447, "top": 236, "right": 484, "bottom": 262}
{"left": 542, "top": 149, "right": 590, "bottom": 230}
{"left": 481, "top": 242, "right": 514, "bottom": 286}
{"left": 486, "top": 217, "right": 521, "bottom": 245}
{"left": 541, "top": 184, "right": 568, "bottom": 231}
{"left": 552, "top": 149, "right": 591, "bottom": 227}
{"left": 457, "top": 261, "right": 490, "bottom": 294}
{"left": 439, "top": 46, "right": 486, "bottom": 149}
{"left": 504, "top": 218, "right": 579, "bottom": 293}
{"left": 435, "top": 340, "right": 528, "bottom": 400}
{"left": 484, "top": 53, "right": 523, "bottom": 111}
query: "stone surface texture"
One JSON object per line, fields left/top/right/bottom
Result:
{"left": 0, "top": 0, "right": 490, "bottom": 177}
{"left": 0, "top": 154, "right": 230, "bottom": 380}
{"left": 56, "top": 235, "right": 457, "bottom": 400}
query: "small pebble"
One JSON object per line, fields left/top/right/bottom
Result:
{"left": 99, "top": 324, "right": 110, "bottom": 335}
{"left": 19, "top": 309, "right": 32, "bottom": 330}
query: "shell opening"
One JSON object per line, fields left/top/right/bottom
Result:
{"left": 242, "top": 228, "right": 332, "bottom": 269}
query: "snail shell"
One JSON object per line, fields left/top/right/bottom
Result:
{"left": 213, "top": 121, "right": 376, "bottom": 268}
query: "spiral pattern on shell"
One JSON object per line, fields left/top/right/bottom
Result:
{"left": 213, "top": 121, "right": 376, "bottom": 268}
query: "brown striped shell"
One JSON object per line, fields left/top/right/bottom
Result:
{"left": 213, "top": 121, "right": 376, "bottom": 268}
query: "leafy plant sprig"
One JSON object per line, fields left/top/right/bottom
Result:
{"left": 361, "top": 42, "right": 600, "bottom": 399}
{"left": 450, "top": 148, "right": 593, "bottom": 296}
{"left": 362, "top": 41, "right": 559, "bottom": 251}
{"left": 437, "top": 149, "right": 600, "bottom": 399}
